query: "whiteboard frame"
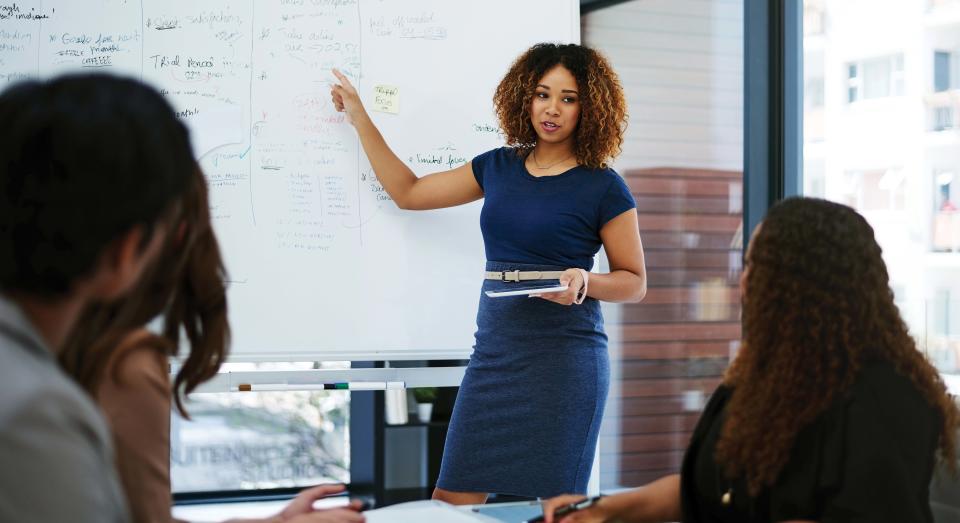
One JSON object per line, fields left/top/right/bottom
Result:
{"left": 221, "top": 348, "right": 475, "bottom": 363}
{"left": 192, "top": 366, "right": 468, "bottom": 393}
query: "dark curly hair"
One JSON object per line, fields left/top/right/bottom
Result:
{"left": 716, "top": 197, "right": 959, "bottom": 495}
{"left": 493, "top": 43, "right": 627, "bottom": 169}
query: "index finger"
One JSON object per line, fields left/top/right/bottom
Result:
{"left": 331, "top": 68, "right": 354, "bottom": 88}
{"left": 534, "top": 292, "right": 562, "bottom": 299}
{"left": 300, "top": 483, "right": 346, "bottom": 500}
{"left": 541, "top": 288, "right": 576, "bottom": 298}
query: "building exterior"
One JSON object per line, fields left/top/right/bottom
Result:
{"left": 804, "top": 0, "right": 960, "bottom": 374}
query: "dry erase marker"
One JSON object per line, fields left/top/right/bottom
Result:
{"left": 332, "top": 382, "right": 389, "bottom": 390}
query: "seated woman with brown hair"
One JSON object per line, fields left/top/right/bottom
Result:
{"left": 61, "top": 170, "right": 363, "bottom": 523}
{"left": 541, "top": 197, "right": 960, "bottom": 523}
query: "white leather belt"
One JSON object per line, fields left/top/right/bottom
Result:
{"left": 484, "top": 270, "right": 565, "bottom": 282}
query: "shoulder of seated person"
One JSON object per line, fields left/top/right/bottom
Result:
{"left": 108, "top": 330, "right": 169, "bottom": 383}
{"left": 1, "top": 379, "right": 110, "bottom": 446}
{"left": 0, "top": 349, "right": 101, "bottom": 420}
{"left": 847, "top": 358, "right": 929, "bottom": 411}
{"left": 852, "top": 359, "right": 908, "bottom": 391}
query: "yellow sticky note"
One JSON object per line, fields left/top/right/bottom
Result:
{"left": 372, "top": 84, "right": 400, "bottom": 114}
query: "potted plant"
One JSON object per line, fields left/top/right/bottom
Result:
{"left": 412, "top": 387, "right": 437, "bottom": 423}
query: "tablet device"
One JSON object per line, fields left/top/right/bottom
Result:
{"left": 484, "top": 284, "right": 568, "bottom": 298}
{"left": 470, "top": 500, "right": 542, "bottom": 521}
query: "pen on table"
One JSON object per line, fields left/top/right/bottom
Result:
{"left": 525, "top": 495, "right": 604, "bottom": 523}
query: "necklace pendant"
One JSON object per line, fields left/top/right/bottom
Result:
{"left": 721, "top": 488, "right": 732, "bottom": 506}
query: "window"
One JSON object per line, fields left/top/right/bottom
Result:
{"left": 805, "top": 77, "right": 825, "bottom": 109}
{"left": 935, "top": 51, "right": 952, "bottom": 92}
{"left": 926, "top": 288, "right": 960, "bottom": 373}
{"left": 863, "top": 57, "right": 893, "bottom": 99}
{"left": 930, "top": 50, "right": 958, "bottom": 131}
{"left": 847, "top": 63, "right": 860, "bottom": 103}
{"left": 933, "top": 106, "right": 956, "bottom": 131}
{"left": 804, "top": 1, "right": 960, "bottom": 378}
{"left": 171, "top": 362, "right": 350, "bottom": 494}
{"left": 841, "top": 169, "right": 906, "bottom": 211}
{"left": 846, "top": 54, "right": 905, "bottom": 102}
{"left": 804, "top": 0, "right": 826, "bottom": 36}
{"left": 933, "top": 170, "right": 960, "bottom": 252}
{"left": 583, "top": 0, "right": 743, "bottom": 490}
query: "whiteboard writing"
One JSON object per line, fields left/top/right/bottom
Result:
{"left": 0, "top": 0, "right": 578, "bottom": 361}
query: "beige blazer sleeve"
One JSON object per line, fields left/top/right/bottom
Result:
{"left": 97, "top": 331, "right": 182, "bottom": 523}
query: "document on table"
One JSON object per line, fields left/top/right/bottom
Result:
{"left": 364, "top": 500, "right": 498, "bottom": 523}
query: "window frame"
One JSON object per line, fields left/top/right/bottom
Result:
{"left": 744, "top": 0, "right": 803, "bottom": 238}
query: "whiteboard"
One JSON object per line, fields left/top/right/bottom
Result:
{"left": 0, "top": 0, "right": 579, "bottom": 361}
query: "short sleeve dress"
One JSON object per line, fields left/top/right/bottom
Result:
{"left": 436, "top": 147, "right": 636, "bottom": 497}
{"left": 680, "top": 360, "right": 941, "bottom": 522}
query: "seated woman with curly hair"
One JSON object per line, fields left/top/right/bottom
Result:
{"left": 541, "top": 197, "right": 960, "bottom": 523}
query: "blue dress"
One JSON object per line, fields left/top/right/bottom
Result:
{"left": 436, "top": 147, "right": 636, "bottom": 497}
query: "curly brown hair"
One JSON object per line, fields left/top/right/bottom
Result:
{"left": 716, "top": 197, "right": 959, "bottom": 495}
{"left": 493, "top": 43, "right": 627, "bottom": 169}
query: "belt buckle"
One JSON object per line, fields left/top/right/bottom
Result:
{"left": 500, "top": 270, "right": 520, "bottom": 282}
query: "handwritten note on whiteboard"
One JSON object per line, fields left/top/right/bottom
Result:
{"left": 371, "top": 84, "right": 400, "bottom": 114}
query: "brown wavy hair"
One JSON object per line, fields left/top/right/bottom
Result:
{"left": 493, "top": 43, "right": 627, "bottom": 169}
{"left": 60, "top": 168, "right": 229, "bottom": 417}
{"left": 716, "top": 197, "right": 959, "bottom": 495}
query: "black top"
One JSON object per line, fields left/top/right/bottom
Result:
{"left": 680, "top": 360, "right": 940, "bottom": 522}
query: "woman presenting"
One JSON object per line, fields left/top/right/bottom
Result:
{"left": 330, "top": 42, "right": 646, "bottom": 504}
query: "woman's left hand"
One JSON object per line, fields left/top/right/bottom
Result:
{"left": 534, "top": 269, "right": 585, "bottom": 306}
{"left": 275, "top": 484, "right": 364, "bottom": 521}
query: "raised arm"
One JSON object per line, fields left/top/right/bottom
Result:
{"left": 330, "top": 69, "right": 482, "bottom": 210}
